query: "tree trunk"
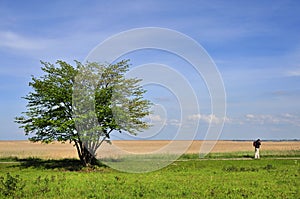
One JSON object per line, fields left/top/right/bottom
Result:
{"left": 81, "top": 144, "right": 98, "bottom": 166}
{"left": 74, "top": 140, "right": 98, "bottom": 167}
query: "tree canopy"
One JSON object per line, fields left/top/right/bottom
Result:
{"left": 15, "top": 60, "right": 152, "bottom": 166}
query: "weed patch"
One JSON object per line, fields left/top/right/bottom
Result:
{"left": 223, "top": 165, "right": 259, "bottom": 172}
{"left": 0, "top": 173, "right": 24, "bottom": 198}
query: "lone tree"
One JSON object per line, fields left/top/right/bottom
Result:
{"left": 15, "top": 60, "right": 152, "bottom": 166}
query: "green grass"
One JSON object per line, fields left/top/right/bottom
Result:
{"left": 0, "top": 153, "right": 299, "bottom": 198}
{"left": 181, "top": 150, "right": 300, "bottom": 159}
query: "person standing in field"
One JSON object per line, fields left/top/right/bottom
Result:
{"left": 253, "top": 139, "right": 261, "bottom": 159}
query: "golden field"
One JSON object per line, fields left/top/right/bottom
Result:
{"left": 0, "top": 140, "right": 299, "bottom": 159}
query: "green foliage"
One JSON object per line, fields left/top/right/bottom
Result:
{"left": 15, "top": 60, "right": 152, "bottom": 166}
{"left": 73, "top": 60, "right": 152, "bottom": 155}
{"left": 0, "top": 173, "right": 24, "bottom": 197}
{"left": 15, "top": 60, "right": 77, "bottom": 143}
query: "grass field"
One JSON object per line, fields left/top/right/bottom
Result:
{"left": 0, "top": 141, "right": 299, "bottom": 198}
{"left": 0, "top": 157, "right": 299, "bottom": 198}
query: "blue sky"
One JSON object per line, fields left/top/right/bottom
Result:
{"left": 0, "top": 0, "right": 299, "bottom": 140}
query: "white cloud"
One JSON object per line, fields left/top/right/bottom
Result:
{"left": 245, "top": 114, "right": 255, "bottom": 119}
{"left": 244, "top": 113, "right": 300, "bottom": 126}
{"left": 188, "top": 114, "right": 229, "bottom": 124}
{"left": 168, "top": 119, "right": 181, "bottom": 127}
{"left": 188, "top": 114, "right": 201, "bottom": 121}
{"left": 285, "top": 70, "right": 300, "bottom": 77}
{"left": 149, "top": 114, "right": 164, "bottom": 122}
{"left": 0, "top": 31, "right": 55, "bottom": 51}
{"left": 283, "top": 113, "right": 295, "bottom": 118}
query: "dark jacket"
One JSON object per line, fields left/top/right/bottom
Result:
{"left": 253, "top": 140, "right": 261, "bottom": 148}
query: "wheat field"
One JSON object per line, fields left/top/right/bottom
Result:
{"left": 0, "top": 140, "right": 299, "bottom": 159}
